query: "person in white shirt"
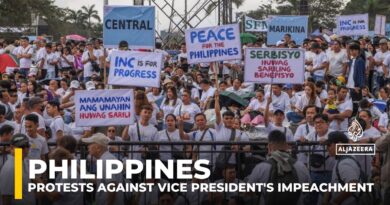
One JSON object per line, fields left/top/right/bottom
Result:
{"left": 199, "top": 79, "right": 216, "bottom": 111}
{"left": 24, "top": 113, "right": 49, "bottom": 160}
{"left": 82, "top": 41, "right": 103, "bottom": 82}
{"left": 173, "top": 89, "right": 201, "bottom": 132}
{"left": 15, "top": 36, "right": 34, "bottom": 77}
{"left": 324, "top": 86, "right": 353, "bottom": 132}
{"left": 374, "top": 39, "right": 390, "bottom": 89}
{"left": 59, "top": 46, "right": 74, "bottom": 76}
{"left": 288, "top": 82, "right": 321, "bottom": 123}
{"left": 159, "top": 87, "right": 182, "bottom": 120}
{"left": 264, "top": 95, "right": 294, "bottom": 142}
{"left": 124, "top": 105, "right": 158, "bottom": 161}
{"left": 146, "top": 87, "right": 162, "bottom": 103}
{"left": 326, "top": 40, "right": 349, "bottom": 79}
{"left": 44, "top": 43, "right": 58, "bottom": 79}
{"left": 0, "top": 104, "right": 17, "bottom": 130}
{"left": 307, "top": 42, "right": 328, "bottom": 82}
{"left": 177, "top": 43, "right": 188, "bottom": 72}
{"left": 46, "top": 100, "right": 64, "bottom": 143}
{"left": 157, "top": 114, "right": 185, "bottom": 163}
{"left": 265, "top": 84, "right": 291, "bottom": 113}
{"left": 226, "top": 78, "right": 246, "bottom": 96}
{"left": 241, "top": 89, "right": 269, "bottom": 126}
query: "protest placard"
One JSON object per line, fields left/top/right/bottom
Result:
{"left": 336, "top": 14, "right": 368, "bottom": 36}
{"left": 267, "top": 16, "right": 308, "bottom": 45}
{"left": 386, "top": 24, "right": 390, "bottom": 38}
{"left": 185, "top": 24, "right": 241, "bottom": 64}
{"left": 75, "top": 89, "right": 135, "bottom": 127}
{"left": 103, "top": 6, "right": 155, "bottom": 49}
{"left": 375, "top": 15, "right": 386, "bottom": 36}
{"left": 108, "top": 51, "right": 162, "bottom": 87}
{"left": 244, "top": 16, "right": 267, "bottom": 32}
{"left": 244, "top": 48, "right": 305, "bottom": 84}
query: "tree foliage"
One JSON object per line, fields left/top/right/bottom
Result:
{"left": 0, "top": 0, "right": 102, "bottom": 39}
{"left": 246, "top": 0, "right": 344, "bottom": 31}
{"left": 342, "top": 0, "right": 390, "bottom": 29}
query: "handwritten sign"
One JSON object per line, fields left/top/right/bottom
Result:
{"left": 336, "top": 14, "right": 368, "bottom": 36}
{"left": 75, "top": 89, "right": 135, "bottom": 127}
{"left": 108, "top": 51, "right": 162, "bottom": 87}
{"left": 103, "top": 6, "right": 155, "bottom": 49}
{"left": 185, "top": 24, "right": 241, "bottom": 64}
{"left": 244, "top": 48, "right": 305, "bottom": 84}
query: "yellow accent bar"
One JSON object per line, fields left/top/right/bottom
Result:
{"left": 14, "top": 148, "right": 22, "bottom": 199}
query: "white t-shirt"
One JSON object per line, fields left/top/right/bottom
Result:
{"left": 157, "top": 129, "right": 183, "bottom": 161}
{"left": 60, "top": 54, "right": 75, "bottom": 68}
{"left": 44, "top": 52, "right": 57, "bottom": 72}
{"left": 200, "top": 87, "right": 216, "bottom": 104}
{"left": 16, "top": 45, "right": 34, "bottom": 68}
{"left": 36, "top": 47, "right": 46, "bottom": 63}
{"left": 329, "top": 99, "right": 353, "bottom": 131}
{"left": 188, "top": 128, "right": 217, "bottom": 162}
{"left": 20, "top": 112, "right": 46, "bottom": 134}
{"left": 378, "top": 113, "right": 388, "bottom": 129}
{"left": 266, "top": 123, "right": 294, "bottom": 142}
{"left": 247, "top": 99, "right": 268, "bottom": 111}
{"left": 226, "top": 87, "right": 246, "bottom": 96}
{"left": 294, "top": 123, "right": 315, "bottom": 141}
{"left": 68, "top": 122, "right": 91, "bottom": 140}
{"left": 179, "top": 87, "right": 199, "bottom": 100}
{"left": 127, "top": 122, "right": 158, "bottom": 160}
{"left": 82, "top": 49, "right": 103, "bottom": 78}
{"left": 374, "top": 50, "right": 390, "bottom": 73}
{"left": 160, "top": 98, "right": 182, "bottom": 119}
{"left": 383, "top": 53, "right": 390, "bottom": 77}
{"left": 306, "top": 130, "right": 336, "bottom": 171}
{"left": 146, "top": 92, "right": 162, "bottom": 103}
{"left": 265, "top": 91, "right": 291, "bottom": 112}
{"left": 27, "top": 134, "right": 49, "bottom": 160}
{"left": 295, "top": 94, "right": 322, "bottom": 111}
{"left": 0, "top": 120, "right": 17, "bottom": 130}
{"left": 327, "top": 49, "right": 349, "bottom": 77}
{"left": 48, "top": 116, "right": 65, "bottom": 143}
{"left": 173, "top": 103, "right": 201, "bottom": 124}
{"left": 313, "top": 51, "right": 328, "bottom": 76}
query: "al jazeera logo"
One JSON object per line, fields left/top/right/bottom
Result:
{"left": 336, "top": 119, "right": 375, "bottom": 155}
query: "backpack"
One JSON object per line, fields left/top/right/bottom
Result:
{"left": 263, "top": 157, "right": 301, "bottom": 205}
{"left": 336, "top": 156, "right": 376, "bottom": 205}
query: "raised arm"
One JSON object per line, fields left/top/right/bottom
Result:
{"left": 214, "top": 89, "right": 221, "bottom": 126}
{"left": 264, "top": 94, "right": 272, "bottom": 127}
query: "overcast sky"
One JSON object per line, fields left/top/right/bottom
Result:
{"left": 54, "top": 0, "right": 268, "bottom": 31}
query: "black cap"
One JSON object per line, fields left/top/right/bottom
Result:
{"left": 273, "top": 109, "right": 284, "bottom": 115}
{"left": 119, "top": 40, "right": 128, "bottom": 48}
{"left": 325, "top": 131, "right": 349, "bottom": 144}
{"left": 11, "top": 134, "right": 30, "bottom": 147}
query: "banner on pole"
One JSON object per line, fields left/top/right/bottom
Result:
{"left": 386, "top": 24, "right": 390, "bottom": 38}
{"left": 336, "top": 14, "right": 369, "bottom": 36}
{"left": 185, "top": 24, "right": 241, "bottom": 64}
{"left": 244, "top": 48, "right": 305, "bottom": 84}
{"left": 267, "top": 16, "right": 308, "bottom": 45}
{"left": 244, "top": 16, "right": 268, "bottom": 32}
{"left": 108, "top": 51, "right": 162, "bottom": 87}
{"left": 103, "top": 6, "right": 155, "bottom": 49}
{"left": 375, "top": 15, "right": 386, "bottom": 36}
{"left": 75, "top": 89, "right": 135, "bottom": 127}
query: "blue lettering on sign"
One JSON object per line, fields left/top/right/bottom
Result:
{"left": 190, "top": 27, "right": 235, "bottom": 43}
{"left": 114, "top": 69, "right": 157, "bottom": 79}
{"left": 115, "top": 57, "right": 135, "bottom": 68}
{"left": 340, "top": 20, "right": 352, "bottom": 26}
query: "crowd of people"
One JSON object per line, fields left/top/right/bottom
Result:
{"left": 0, "top": 32, "right": 389, "bottom": 205}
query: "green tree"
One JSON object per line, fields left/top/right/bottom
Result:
{"left": 81, "top": 5, "right": 101, "bottom": 36}
{"left": 342, "top": 0, "right": 390, "bottom": 29}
